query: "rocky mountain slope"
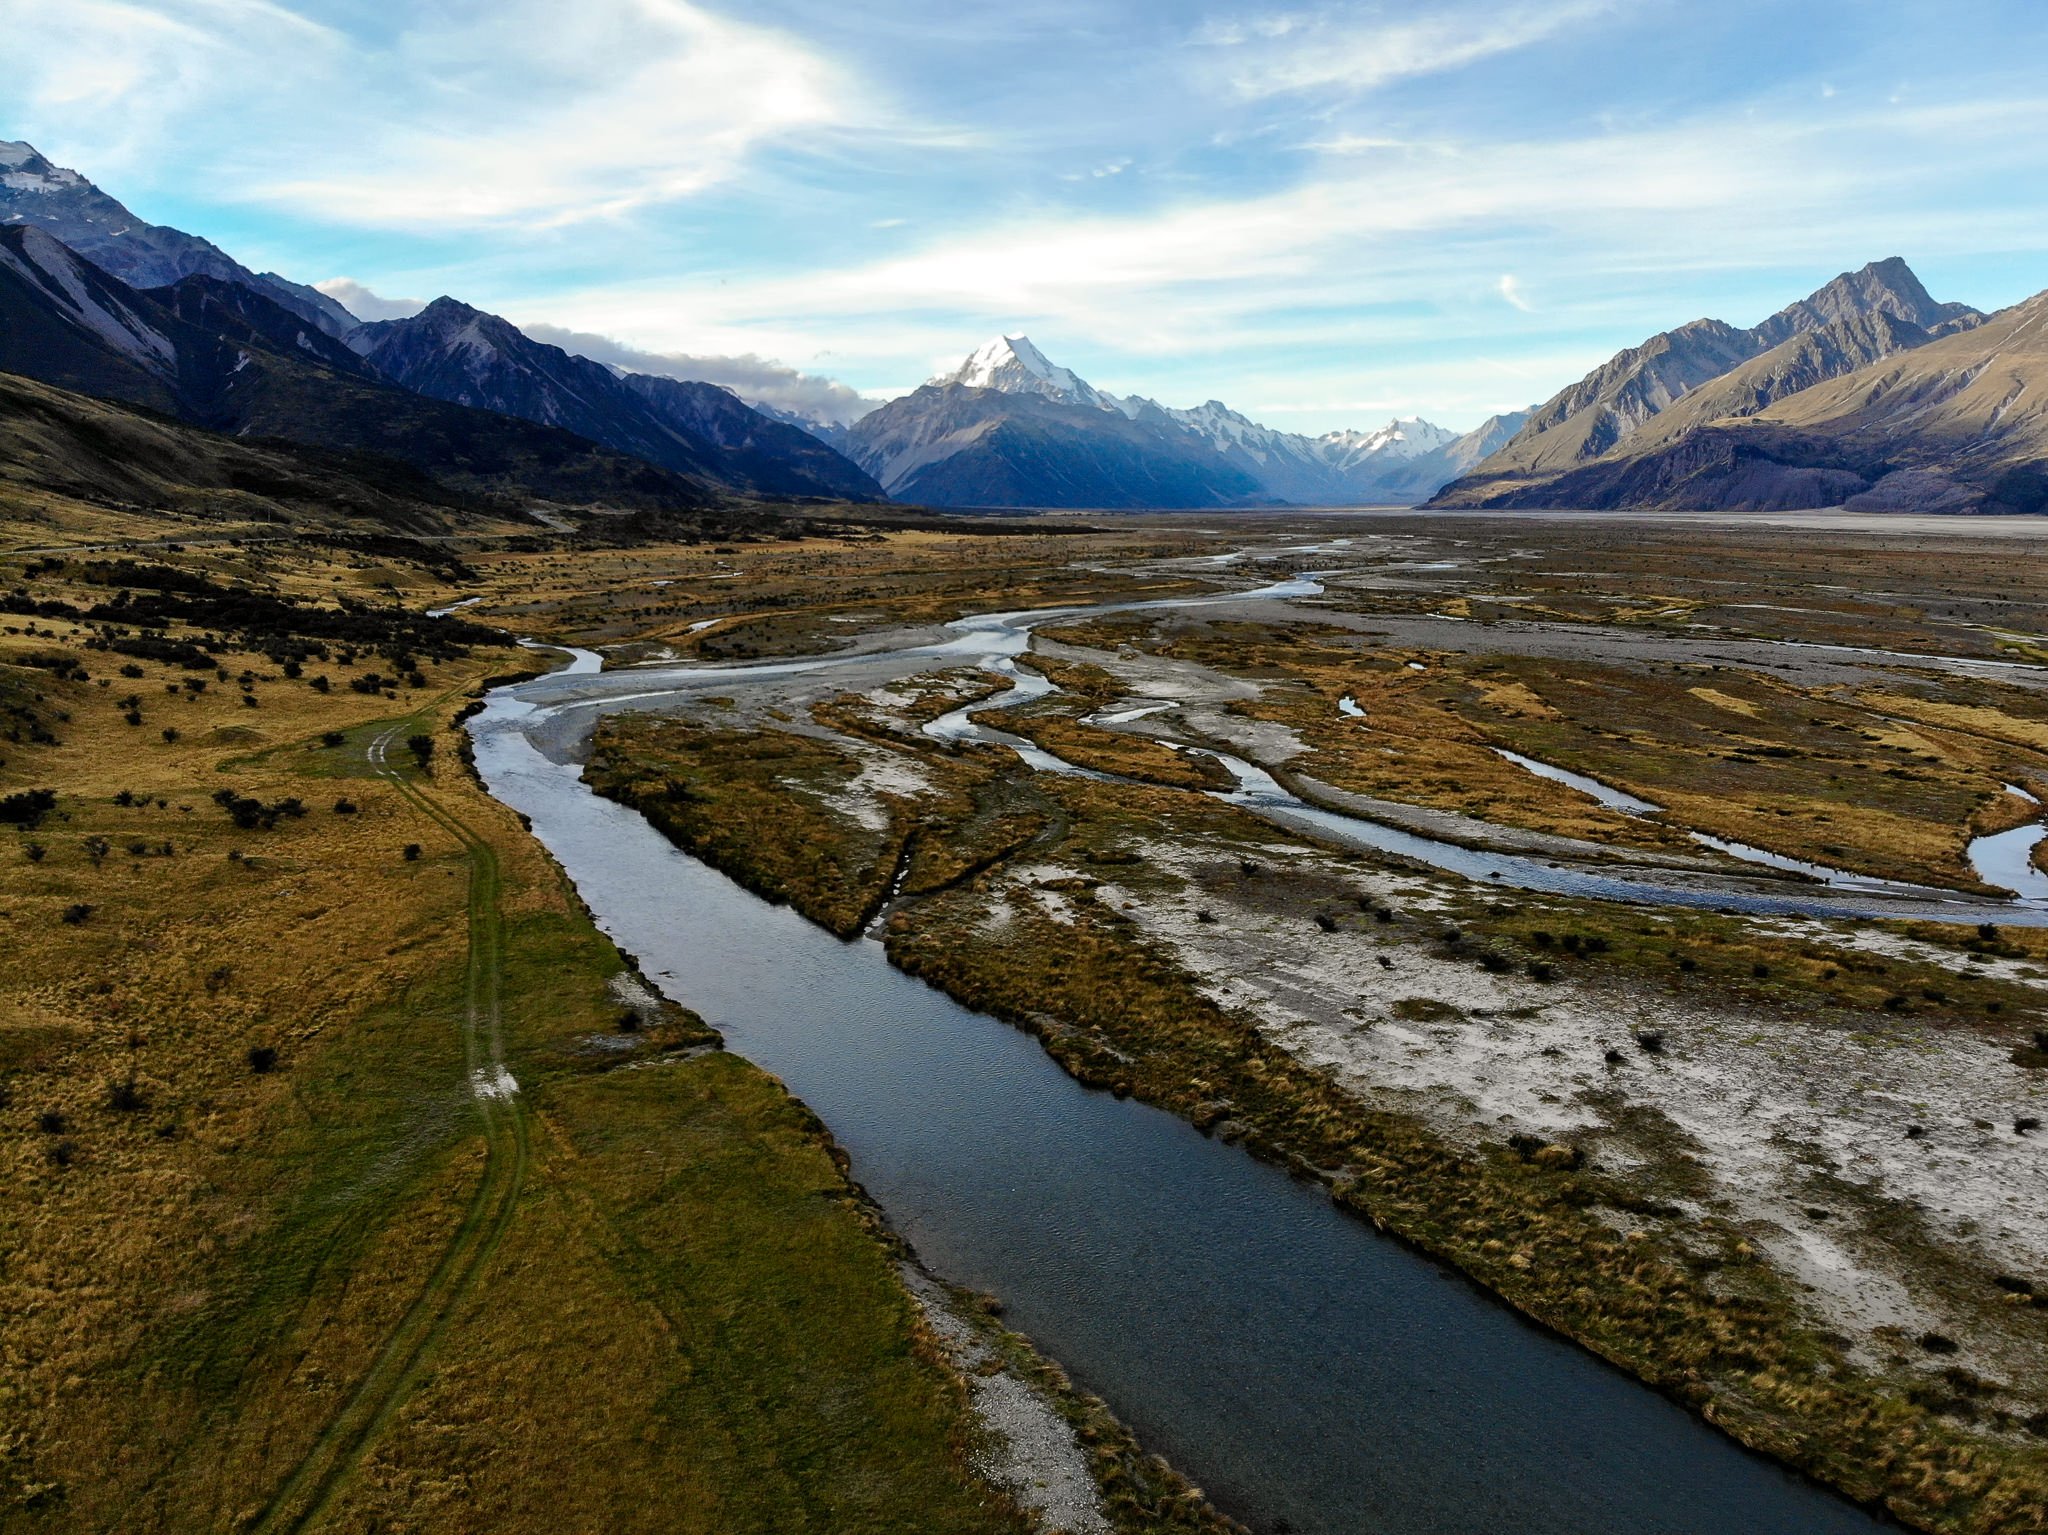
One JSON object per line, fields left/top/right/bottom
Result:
{"left": 1432, "top": 259, "right": 1988, "bottom": 508}
{"left": 1433, "top": 285, "right": 2048, "bottom": 515}
{"left": 354, "top": 299, "right": 882, "bottom": 501}
{"left": 2, "top": 140, "right": 882, "bottom": 505}
{"left": 1, "top": 139, "right": 357, "bottom": 335}
{"left": 847, "top": 379, "right": 1268, "bottom": 508}
{"left": 0, "top": 225, "right": 722, "bottom": 511}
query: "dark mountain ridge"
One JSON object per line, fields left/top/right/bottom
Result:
{"left": 0, "top": 225, "right": 722, "bottom": 512}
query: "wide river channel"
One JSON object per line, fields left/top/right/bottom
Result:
{"left": 461, "top": 567, "right": 2048, "bottom": 1533}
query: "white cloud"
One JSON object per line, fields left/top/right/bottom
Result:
{"left": 521, "top": 322, "right": 880, "bottom": 424}
{"left": 1199, "top": 1, "right": 1618, "bottom": 99}
{"left": 1497, "top": 273, "right": 1533, "bottom": 311}
{"left": 255, "top": 2, "right": 858, "bottom": 229}
{"left": 1, "top": 0, "right": 879, "bottom": 230}
{"left": 0, "top": 0, "right": 340, "bottom": 173}
{"left": 315, "top": 278, "right": 426, "bottom": 323}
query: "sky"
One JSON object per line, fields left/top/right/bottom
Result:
{"left": 6, "top": 0, "right": 2048, "bottom": 431}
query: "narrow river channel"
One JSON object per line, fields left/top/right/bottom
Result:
{"left": 470, "top": 652, "right": 1903, "bottom": 1534}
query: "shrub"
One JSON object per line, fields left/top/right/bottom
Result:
{"left": 105, "top": 1077, "right": 146, "bottom": 1112}
{"left": 406, "top": 733, "right": 435, "bottom": 770}
{"left": 0, "top": 787, "right": 57, "bottom": 828}
{"left": 61, "top": 902, "right": 93, "bottom": 924}
{"left": 1636, "top": 1030, "right": 1666, "bottom": 1054}
{"left": 333, "top": 798, "right": 358, "bottom": 815}
{"left": 402, "top": 842, "right": 422, "bottom": 861}
{"left": 321, "top": 730, "right": 345, "bottom": 747}
{"left": 24, "top": 842, "right": 45, "bottom": 862}
{"left": 247, "top": 1045, "right": 278, "bottom": 1074}
{"left": 36, "top": 1110, "right": 65, "bottom": 1134}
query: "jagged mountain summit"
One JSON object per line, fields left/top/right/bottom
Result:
{"left": 0, "top": 139, "right": 357, "bottom": 336}
{"left": 1433, "top": 258, "right": 1987, "bottom": 507}
{"left": 850, "top": 334, "right": 1512, "bottom": 507}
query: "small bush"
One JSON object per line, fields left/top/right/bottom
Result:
{"left": 333, "top": 798, "right": 358, "bottom": 815}
{"left": 247, "top": 1046, "right": 278, "bottom": 1074}
{"left": 61, "top": 902, "right": 93, "bottom": 925}
{"left": 105, "top": 1077, "right": 147, "bottom": 1113}
{"left": 321, "top": 730, "right": 345, "bottom": 748}
{"left": 402, "top": 843, "right": 422, "bottom": 861}
{"left": 36, "top": 1110, "right": 65, "bottom": 1134}
{"left": 0, "top": 787, "right": 57, "bottom": 828}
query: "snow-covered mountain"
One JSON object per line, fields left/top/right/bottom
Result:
{"left": 936, "top": 334, "right": 1120, "bottom": 410}
{"left": 885, "top": 335, "right": 1500, "bottom": 505}
{"left": 0, "top": 140, "right": 357, "bottom": 336}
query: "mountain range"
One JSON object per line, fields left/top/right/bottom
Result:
{"left": 844, "top": 335, "right": 1524, "bottom": 508}
{"left": 1429, "top": 258, "right": 2047, "bottom": 514}
{"left": 0, "top": 140, "right": 881, "bottom": 516}
{"left": 3, "top": 137, "right": 2044, "bottom": 518}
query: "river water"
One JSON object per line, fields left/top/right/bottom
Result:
{"left": 451, "top": 566, "right": 2046, "bottom": 1531}
{"left": 470, "top": 699, "right": 1888, "bottom": 1535}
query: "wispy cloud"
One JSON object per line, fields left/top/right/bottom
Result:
{"left": 1497, "top": 273, "right": 1533, "bottom": 311}
{"left": 1198, "top": 1, "right": 1618, "bottom": 99}
{"left": 258, "top": 2, "right": 861, "bottom": 229}
{"left": 3, "top": 0, "right": 897, "bottom": 230}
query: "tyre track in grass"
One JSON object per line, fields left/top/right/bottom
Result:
{"left": 245, "top": 717, "right": 529, "bottom": 1533}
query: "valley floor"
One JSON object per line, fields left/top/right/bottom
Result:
{"left": 8, "top": 500, "right": 2048, "bottom": 1534}
{"left": 543, "top": 510, "right": 2048, "bottom": 1534}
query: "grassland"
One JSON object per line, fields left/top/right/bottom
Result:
{"left": 0, "top": 512, "right": 1192, "bottom": 1533}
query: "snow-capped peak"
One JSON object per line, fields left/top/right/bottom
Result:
{"left": 0, "top": 140, "right": 84, "bottom": 193}
{"left": 1315, "top": 417, "right": 1458, "bottom": 469}
{"left": 935, "top": 334, "right": 1113, "bottom": 409}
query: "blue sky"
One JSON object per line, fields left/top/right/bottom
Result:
{"left": 7, "top": 0, "right": 2048, "bottom": 430}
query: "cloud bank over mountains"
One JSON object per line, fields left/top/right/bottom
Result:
{"left": 520, "top": 325, "right": 880, "bottom": 427}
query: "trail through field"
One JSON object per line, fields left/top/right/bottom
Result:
{"left": 245, "top": 718, "right": 529, "bottom": 1534}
